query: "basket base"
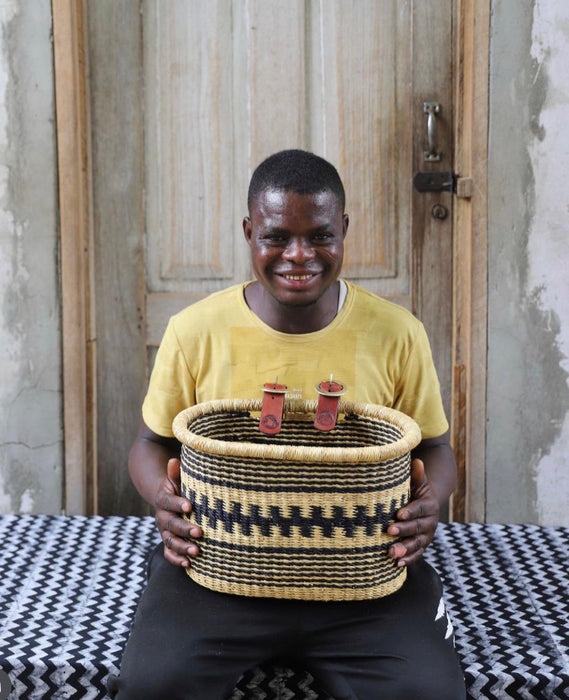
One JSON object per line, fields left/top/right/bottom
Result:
{"left": 184, "top": 565, "right": 407, "bottom": 602}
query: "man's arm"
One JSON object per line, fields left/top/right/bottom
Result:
{"left": 387, "top": 431, "right": 457, "bottom": 566}
{"left": 129, "top": 420, "right": 203, "bottom": 567}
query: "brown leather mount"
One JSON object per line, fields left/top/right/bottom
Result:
{"left": 259, "top": 382, "right": 287, "bottom": 435}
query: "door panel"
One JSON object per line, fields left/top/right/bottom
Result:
{"left": 411, "top": 1, "right": 454, "bottom": 414}
{"left": 312, "top": 1, "right": 408, "bottom": 288}
{"left": 87, "top": 2, "right": 146, "bottom": 516}
{"left": 87, "top": 0, "right": 454, "bottom": 514}
{"left": 144, "top": 1, "right": 243, "bottom": 292}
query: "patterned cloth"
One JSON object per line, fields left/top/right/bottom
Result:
{"left": 427, "top": 523, "right": 569, "bottom": 699}
{"left": 0, "top": 516, "right": 567, "bottom": 699}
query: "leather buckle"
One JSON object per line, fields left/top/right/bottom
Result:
{"left": 314, "top": 377, "right": 346, "bottom": 431}
{"left": 259, "top": 381, "right": 287, "bottom": 435}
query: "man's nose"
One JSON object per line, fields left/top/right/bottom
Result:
{"left": 282, "top": 237, "right": 315, "bottom": 263}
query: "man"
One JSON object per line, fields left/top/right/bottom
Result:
{"left": 111, "top": 150, "right": 466, "bottom": 699}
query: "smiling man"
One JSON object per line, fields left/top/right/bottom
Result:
{"left": 243, "top": 186, "right": 348, "bottom": 332}
{"left": 111, "top": 150, "right": 466, "bottom": 699}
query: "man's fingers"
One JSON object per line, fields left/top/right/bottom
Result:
{"left": 154, "top": 459, "right": 191, "bottom": 513}
{"left": 161, "top": 529, "right": 199, "bottom": 556}
{"left": 389, "top": 542, "right": 406, "bottom": 559}
{"left": 391, "top": 534, "right": 427, "bottom": 554}
{"left": 167, "top": 457, "right": 181, "bottom": 483}
{"left": 162, "top": 544, "right": 191, "bottom": 568}
{"left": 395, "top": 545, "right": 426, "bottom": 567}
{"left": 151, "top": 465, "right": 203, "bottom": 567}
{"left": 389, "top": 513, "right": 437, "bottom": 537}
{"left": 154, "top": 489, "right": 191, "bottom": 514}
{"left": 160, "top": 521, "right": 201, "bottom": 568}
{"left": 155, "top": 507, "right": 202, "bottom": 538}
{"left": 410, "top": 457, "right": 426, "bottom": 485}
{"left": 165, "top": 514, "right": 203, "bottom": 540}
{"left": 387, "top": 459, "right": 440, "bottom": 566}
{"left": 389, "top": 535, "right": 427, "bottom": 566}
{"left": 397, "top": 495, "right": 438, "bottom": 523}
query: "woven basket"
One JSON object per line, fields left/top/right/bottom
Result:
{"left": 172, "top": 399, "right": 421, "bottom": 601}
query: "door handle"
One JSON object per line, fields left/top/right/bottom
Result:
{"left": 423, "top": 102, "right": 441, "bottom": 162}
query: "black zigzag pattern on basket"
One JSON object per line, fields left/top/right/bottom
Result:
{"left": 188, "top": 490, "right": 407, "bottom": 538}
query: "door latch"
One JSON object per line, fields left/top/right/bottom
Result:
{"left": 413, "top": 172, "right": 474, "bottom": 198}
{"left": 413, "top": 171, "right": 456, "bottom": 193}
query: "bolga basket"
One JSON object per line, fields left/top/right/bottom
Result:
{"left": 172, "top": 398, "right": 421, "bottom": 602}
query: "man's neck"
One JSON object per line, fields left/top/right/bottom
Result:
{"left": 244, "top": 281, "right": 340, "bottom": 334}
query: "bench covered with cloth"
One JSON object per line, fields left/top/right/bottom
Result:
{"left": 0, "top": 515, "right": 567, "bottom": 699}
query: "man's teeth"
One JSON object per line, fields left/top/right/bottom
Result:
{"left": 284, "top": 274, "right": 312, "bottom": 280}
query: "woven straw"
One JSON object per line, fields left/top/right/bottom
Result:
{"left": 173, "top": 398, "right": 421, "bottom": 601}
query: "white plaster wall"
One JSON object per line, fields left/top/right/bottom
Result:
{"left": 527, "top": 1, "right": 569, "bottom": 525}
{"left": 0, "top": 1, "right": 62, "bottom": 513}
{"left": 487, "top": 0, "right": 569, "bottom": 525}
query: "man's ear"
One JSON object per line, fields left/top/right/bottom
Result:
{"left": 243, "top": 216, "right": 252, "bottom": 244}
{"left": 342, "top": 213, "right": 349, "bottom": 239}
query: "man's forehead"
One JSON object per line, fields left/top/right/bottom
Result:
{"left": 251, "top": 188, "right": 340, "bottom": 217}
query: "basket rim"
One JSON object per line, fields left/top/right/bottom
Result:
{"left": 172, "top": 399, "right": 421, "bottom": 464}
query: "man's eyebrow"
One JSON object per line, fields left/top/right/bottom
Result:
{"left": 262, "top": 225, "right": 289, "bottom": 234}
{"left": 261, "top": 224, "right": 334, "bottom": 234}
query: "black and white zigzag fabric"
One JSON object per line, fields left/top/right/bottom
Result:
{"left": 424, "top": 523, "right": 569, "bottom": 699}
{"left": 0, "top": 516, "right": 158, "bottom": 699}
{"left": 0, "top": 516, "right": 568, "bottom": 699}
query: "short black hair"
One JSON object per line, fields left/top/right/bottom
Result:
{"left": 247, "top": 149, "right": 345, "bottom": 212}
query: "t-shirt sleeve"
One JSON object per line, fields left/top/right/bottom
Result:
{"left": 142, "top": 317, "right": 196, "bottom": 437}
{"left": 392, "top": 322, "right": 449, "bottom": 440}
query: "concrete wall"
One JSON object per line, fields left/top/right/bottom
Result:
{"left": 486, "top": 0, "right": 569, "bottom": 524}
{"left": 0, "top": 1, "right": 62, "bottom": 513}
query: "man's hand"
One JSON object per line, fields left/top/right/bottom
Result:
{"left": 387, "top": 458, "right": 439, "bottom": 567}
{"left": 154, "top": 458, "right": 203, "bottom": 567}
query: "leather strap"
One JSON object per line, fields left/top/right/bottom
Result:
{"left": 259, "top": 382, "right": 287, "bottom": 435}
{"left": 314, "top": 379, "right": 346, "bottom": 431}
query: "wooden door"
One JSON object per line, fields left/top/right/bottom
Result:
{"left": 85, "top": 1, "right": 454, "bottom": 515}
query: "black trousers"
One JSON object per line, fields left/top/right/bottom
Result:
{"left": 109, "top": 544, "right": 465, "bottom": 700}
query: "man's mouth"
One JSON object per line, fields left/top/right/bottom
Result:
{"left": 280, "top": 273, "right": 314, "bottom": 281}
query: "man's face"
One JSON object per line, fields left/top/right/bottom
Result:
{"left": 243, "top": 189, "right": 348, "bottom": 308}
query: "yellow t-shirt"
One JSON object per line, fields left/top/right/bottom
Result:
{"left": 142, "top": 281, "right": 448, "bottom": 440}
